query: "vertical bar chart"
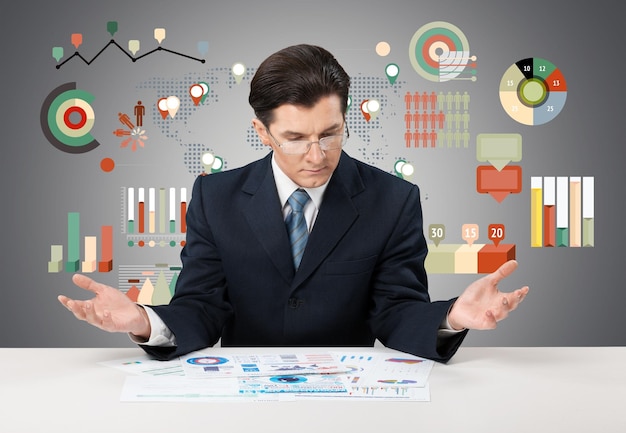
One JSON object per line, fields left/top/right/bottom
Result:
{"left": 48, "top": 212, "right": 114, "bottom": 273}
{"left": 530, "top": 176, "right": 594, "bottom": 248}
{"left": 121, "top": 186, "right": 189, "bottom": 247}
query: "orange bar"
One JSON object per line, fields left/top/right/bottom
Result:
{"left": 138, "top": 201, "right": 145, "bottom": 233}
{"left": 543, "top": 205, "right": 555, "bottom": 247}
{"left": 180, "top": 201, "right": 187, "bottom": 233}
{"left": 98, "top": 225, "right": 113, "bottom": 272}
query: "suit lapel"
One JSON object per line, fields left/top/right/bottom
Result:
{"left": 292, "top": 152, "right": 364, "bottom": 288}
{"left": 242, "top": 154, "right": 295, "bottom": 283}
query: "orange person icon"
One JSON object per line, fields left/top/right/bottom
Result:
{"left": 134, "top": 101, "right": 145, "bottom": 126}
{"left": 118, "top": 112, "right": 134, "bottom": 129}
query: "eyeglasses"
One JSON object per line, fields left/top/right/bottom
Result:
{"left": 266, "top": 125, "right": 349, "bottom": 155}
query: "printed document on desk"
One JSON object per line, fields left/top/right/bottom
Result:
{"left": 114, "top": 349, "right": 434, "bottom": 402}
{"left": 180, "top": 350, "right": 348, "bottom": 378}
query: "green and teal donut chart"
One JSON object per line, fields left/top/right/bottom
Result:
{"left": 499, "top": 57, "right": 567, "bottom": 125}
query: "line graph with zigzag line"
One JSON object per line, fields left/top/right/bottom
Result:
{"left": 53, "top": 21, "right": 207, "bottom": 69}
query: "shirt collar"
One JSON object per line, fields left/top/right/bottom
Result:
{"left": 271, "top": 153, "right": 330, "bottom": 210}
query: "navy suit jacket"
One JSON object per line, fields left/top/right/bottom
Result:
{"left": 145, "top": 151, "right": 467, "bottom": 362}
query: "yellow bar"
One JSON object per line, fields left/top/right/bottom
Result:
{"left": 530, "top": 178, "right": 543, "bottom": 247}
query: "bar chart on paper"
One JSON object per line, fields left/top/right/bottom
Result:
{"left": 121, "top": 186, "right": 188, "bottom": 248}
{"left": 47, "top": 212, "right": 114, "bottom": 273}
{"left": 530, "top": 176, "right": 594, "bottom": 247}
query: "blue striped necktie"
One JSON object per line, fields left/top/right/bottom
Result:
{"left": 285, "top": 189, "right": 310, "bottom": 270}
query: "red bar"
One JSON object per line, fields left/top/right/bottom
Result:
{"left": 543, "top": 205, "right": 555, "bottom": 247}
{"left": 180, "top": 201, "right": 187, "bottom": 233}
{"left": 138, "top": 201, "right": 145, "bottom": 233}
{"left": 98, "top": 225, "right": 113, "bottom": 272}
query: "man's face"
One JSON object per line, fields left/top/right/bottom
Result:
{"left": 252, "top": 95, "right": 345, "bottom": 188}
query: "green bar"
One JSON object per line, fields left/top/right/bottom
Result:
{"left": 66, "top": 212, "right": 80, "bottom": 271}
{"left": 583, "top": 218, "right": 594, "bottom": 247}
{"left": 556, "top": 228, "right": 569, "bottom": 247}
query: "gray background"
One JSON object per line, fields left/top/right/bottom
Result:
{"left": 1, "top": 0, "right": 623, "bottom": 349}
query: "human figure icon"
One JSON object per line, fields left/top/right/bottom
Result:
{"left": 134, "top": 101, "right": 145, "bottom": 127}
{"left": 118, "top": 112, "right": 134, "bottom": 129}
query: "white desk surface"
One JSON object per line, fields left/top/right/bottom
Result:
{"left": 1, "top": 346, "right": 624, "bottom": 432}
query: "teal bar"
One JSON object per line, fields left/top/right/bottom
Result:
{"left": 66, "top": 212, "right": 80, "bottom": 271}
{"left": 556, "top": 228, "right": 569, "bottom": 247}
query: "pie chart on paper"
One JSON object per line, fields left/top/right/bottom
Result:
{"left": 499, "top": 57, "right": 567, "bottom": 126}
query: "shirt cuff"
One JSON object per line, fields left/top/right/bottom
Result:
{"left": 438, "top": 305, "right": 466, "bottom": 335}
{"left": 128, "top": 305, "right": 177, "bottom": 347}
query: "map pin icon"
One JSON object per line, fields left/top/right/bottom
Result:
{"left": 189, "top": 84, "right": 203, "bottom": 106}
{"left": 385, "top": 63, "right": 399, "bottom": 85}
{"left": 157, "top": 98, "right": 169, "bottom": 119}
{"left": 360, "top": 99, "right": 371, "bottom": 122}
{"left": 166, "top": 96, "right": 180, "bottom": 118}
{"left": 232, "top": 63, "right": 246, "bottom": 84}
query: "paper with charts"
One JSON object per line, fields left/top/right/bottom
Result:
{"left": 180, "top": 350, "right": 348, "bottom": 378}
{"left": 118, "top": 349, "right": 435, "bottom": 402}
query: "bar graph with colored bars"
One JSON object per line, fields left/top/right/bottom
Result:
{"left": 48, "top": 212, "right": 114, "bottom": 273}
{"left": 531, "top": 176, "right": 594, "bottom": 247}
{"left": 121, "top": 187, "right": 187, "bottom": 247}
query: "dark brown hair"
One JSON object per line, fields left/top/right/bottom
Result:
{"left": 249, "top": 44, "right": 351, "bottom": 126}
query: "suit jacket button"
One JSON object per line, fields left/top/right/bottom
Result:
{"left": 288, "top": 298, "right": 303, "bottom": 309}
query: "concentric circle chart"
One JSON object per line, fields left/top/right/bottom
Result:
{"left": 499, "top": 57, "right": 567, "bottom": 125}
{"left": 408, "top": 21, "right": 471, "bottom": 82}
{"left": 40, "top": 82, "right": 100, "bottom": 153}
{"left": 186, "top": 356, "right": 229, "bottom": 365}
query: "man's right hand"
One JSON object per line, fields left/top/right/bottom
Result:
{"left": 58, "top": 274, "right": 151, "bottom": 339}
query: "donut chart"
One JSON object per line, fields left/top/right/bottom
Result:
{"left": 408, "top": 21, "right": 471, "bottom": 82}
{"left": 40, "top": 82, "right": 100, "bottom": 153}
{"left": 499, "top": 57, "right": 567, "bottom": 125}
{"left": 186, "top": 356, "right": 229, "bottom": 365}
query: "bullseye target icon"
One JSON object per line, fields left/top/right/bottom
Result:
{"left": 40, "top": 82, "right": 100, "bottom": 153}
{"left": 409, "top": 21, "right": 473, "bottom": 82}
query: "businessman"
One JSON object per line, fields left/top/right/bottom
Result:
{"left": 58, "top": 44, "right": 529, "bottom": 363}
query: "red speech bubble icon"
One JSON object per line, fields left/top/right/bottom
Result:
{"left": 476, "top": 165, "right": 522, "bottom": 202}
{"left": 488, "top": 224, "right": 505, "bottom": 247}
{"left": 71, "top": 33, "right": 83, "bottom": 49}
